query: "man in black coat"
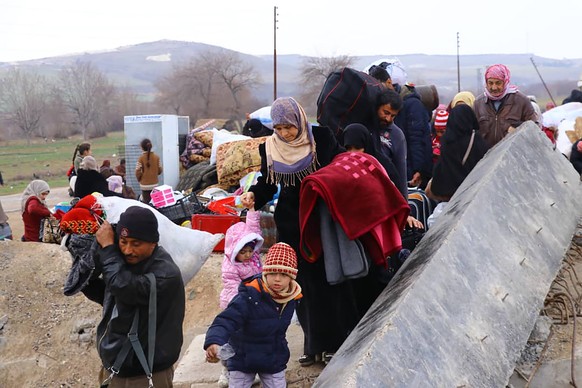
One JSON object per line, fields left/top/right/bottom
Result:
{"left": 83, "top": 206, "right": 185, "bottom": 387}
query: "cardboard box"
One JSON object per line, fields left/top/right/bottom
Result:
{"left": 191, "top": 214, "right": 240, "bottom": 252}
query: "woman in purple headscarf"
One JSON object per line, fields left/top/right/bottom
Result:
{"left": 473, "top": 64, "right": 538, "bottom": 148}
{"left": 241, "top": 97, "right": 358, "bottom": 365}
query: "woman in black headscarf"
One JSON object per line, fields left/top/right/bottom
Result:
{"left": 343, "top": 123, "right": 400, "bottom": 182}
{"left": 426, "top": 104, "right": 489, "bottom": 201}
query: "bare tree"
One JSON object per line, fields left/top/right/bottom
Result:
{"left": 155, "top": 56, "right": 218, "bottom": 119}
{"left": 155, "top": 49, "right": 261, "bottom": 122}
{"left": 0, "top": 68, "right": 50, "bottom": 144}
{"left": 58, "top": 61, "right": 116, "bottom": 139}
{"left": 299, "top": 55, "right": 355, "bottom": 114}
{"left": 213, "top": 50, "right": 261, "bottom": 118}
{"left": 155, "top": 70, "right": 191, "bottom": 115}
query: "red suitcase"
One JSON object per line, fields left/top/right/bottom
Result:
{"left": 191, "top": 214, "right": 240, "bottom": 252}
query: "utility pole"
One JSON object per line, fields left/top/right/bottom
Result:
{"left": 273, "top": 6, "right": 278, "bottom": 102}
{"left": 530, "top": 57, "right": 556, "bottom": 106}
{"left": 456, "top": 32, "right": 461, "bottom": 93}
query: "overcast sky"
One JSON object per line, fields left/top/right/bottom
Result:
{"left": 1, "top": 0, "right": 581, "bottom": 62}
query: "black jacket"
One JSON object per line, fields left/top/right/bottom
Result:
{"left": 431, "top": 105, "right": 489, "bottom": 198}
{"left": 74, "top": 169, "right": 120, "bottom": 198}
{"left": 83, "top": 245, "right": 185, "bottom": 377}
{"left": 562, "top": 89, "right": 582, "bottom": 105}
{"left": 570, "top": 140, "right": 582, "bottom": 174}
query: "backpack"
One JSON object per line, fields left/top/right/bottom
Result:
{"left": 316, "top": 67, "right": 386, "bottom": 141}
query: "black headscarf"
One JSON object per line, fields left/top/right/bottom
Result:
{"left": 243, "top": 119, "right": 274, "bottom": 138}
{"left": 344, "top": 123, "right": 374, "bottom": 152}
{"left": 343, "top": 123, "right": 401, "bottom": 193}
{"left": 430, "top": 105, "right": 489, "bottom": 199}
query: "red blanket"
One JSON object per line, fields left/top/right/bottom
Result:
{"left": 299, "top": 152, "right": 409, "bottom": 265}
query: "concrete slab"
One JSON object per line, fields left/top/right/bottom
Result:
{"left": 314, "top": 122, "right": 582, "bottom": 387}
{"left": 173, "top": 334, "right": 222, "bottom": 388}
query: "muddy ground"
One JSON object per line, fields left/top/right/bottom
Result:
{"left": 0, "top": 188, "right": 580, "bottom": 387}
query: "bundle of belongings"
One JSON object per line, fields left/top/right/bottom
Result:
{"left": 60, "top": 193, "right": 105, "bottom": 296}
{"left": 180, "top": 129, "right": 214, "bottom": 170}
{"left": 177, "top": 127, "right": 267, "bottom": 192}
{"left": 299, "top": 152, "right": 409, "bottom": 285}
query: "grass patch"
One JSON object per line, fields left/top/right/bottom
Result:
{"left": 0, "top": 132, "right": 125, "bottom": 196}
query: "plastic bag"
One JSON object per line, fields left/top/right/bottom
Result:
{"left": 249, "top": 106, "right": 273, "bottom": 129}
{"left": 427, "top": 201, "right": 448, "bottom": 229}
{"left": 40, "top": 218, "right": 62, "bottom": 244}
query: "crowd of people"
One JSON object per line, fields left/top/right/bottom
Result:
{"left": 10, "top": 137, "right": 161, "bottom": 243}
{"left": 3, "top": 61, "right": 582, "bottom": 388}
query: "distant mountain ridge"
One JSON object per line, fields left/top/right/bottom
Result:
{"left": 2, "top": 40, "right": 581, "bottom": 104}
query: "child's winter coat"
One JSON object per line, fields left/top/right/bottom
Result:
{"left": 219, "top": 210, "right": 264, "bottom": 309}
{"left": 205, "top": 274, "right": 301, "bottom": 374}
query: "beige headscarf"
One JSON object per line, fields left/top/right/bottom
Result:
{"left": 265, "top": 97, "right": 317, "bottom": 186}
{"left": 21, "top": 180, "right": 50, "bottom": 213}
{"left": 451, "top": 91, "right": 476, "bottom": 108}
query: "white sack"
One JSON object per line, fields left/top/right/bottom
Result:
{"left": 98, "top": 196, "right": 224, "bottom": 284}
{"left": 542, "top": 102, "right": 582, "bottom": 128}
{"left": 209, "top": 129, "right": 250, "bottom": 165}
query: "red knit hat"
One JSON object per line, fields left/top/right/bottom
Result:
{"left": 434, "top": 110, "right": 449, "bottom": 130}
{"left": 263, "top": 242, "right": 298, "bottom": 279}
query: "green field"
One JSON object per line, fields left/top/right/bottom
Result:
{"left": 0, "top": 132, "right": 125, "bottom": 195}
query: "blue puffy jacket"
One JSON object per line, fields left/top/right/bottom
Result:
{"left": 204, "top": 274, "right": 300, "bottom": 374}
{"left": 394, "top": 89, "right": 433, "bottom": 182}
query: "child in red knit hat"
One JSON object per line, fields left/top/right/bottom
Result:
{"left": 432, "top": 109, "right": 449, "bottom": 164}
{"left": 205, "top": 242, "right": 302, "bottom": 387}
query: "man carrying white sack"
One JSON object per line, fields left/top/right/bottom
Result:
{"left": 82, "top": 206, "right": 185, "bottom": 388}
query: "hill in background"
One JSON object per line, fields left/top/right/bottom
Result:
{"left": 1, "top": 39, "right": 581, "bottom": 106}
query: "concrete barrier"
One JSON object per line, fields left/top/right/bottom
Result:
{"left": 314, "top": 122, "right": 582, "bottom": 387}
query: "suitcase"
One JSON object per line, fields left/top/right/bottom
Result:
{"left": 191, "top": 214, "right": 240, "bottom": 252}
{"left": 407, "top": 187, "right": 435, "bottom": 231}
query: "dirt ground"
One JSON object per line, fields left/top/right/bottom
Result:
{"left": 0, "top": 188, "right": 580, "bottom": 387}
{"left": 0, "top": 188, "right": 323, "bottom": 387}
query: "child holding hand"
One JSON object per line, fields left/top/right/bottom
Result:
{"left": 216, "top": 209, "right": 264, "bottom": 387}
{"left": 220, "top": 209, "right": 264, "bottom": 309}
{"left": 205, "top": 242, "right": 303, "bottom": 388}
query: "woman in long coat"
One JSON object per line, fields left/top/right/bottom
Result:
{"left": 240, "top": 97, "right": 353, "bottom": 365}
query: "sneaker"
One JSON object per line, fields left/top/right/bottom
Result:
{"left": 218, "top": 367, "right": 229, "bottom": 388}
{"left": 252, "top": 374, "right": 261, "bottom": 386}
{"left": 322, "top": 352, "right": 334, "bottom": 364}
{"left": 298, "top": 354, "right": 315, "bottom": 367}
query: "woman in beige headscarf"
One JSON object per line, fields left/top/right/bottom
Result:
{"left": 21, "top": 180, "right": 52, "bottom": 242}
{"left": 240, "top": 97, "right": 351, "bottom": 366}
{"left": 450, "top": 91, "right": 476, "bottom": 109}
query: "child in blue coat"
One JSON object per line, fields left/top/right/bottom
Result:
{"left": 204, "top": 242, "right": 302, "bottom": 388}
